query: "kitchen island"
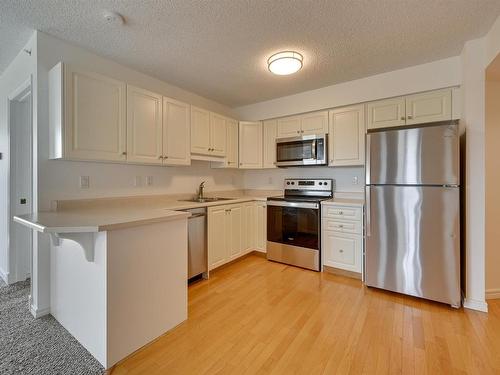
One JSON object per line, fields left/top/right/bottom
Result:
{"left": 14, "top": 208, "right": 190, "bottom": 369}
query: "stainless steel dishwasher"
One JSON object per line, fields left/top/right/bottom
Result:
{"left": 183, "top": 207, "right": 207, "bottom": 279}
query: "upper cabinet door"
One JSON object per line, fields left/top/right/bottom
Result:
{"left": 263, "top": 120, "right": 277, "bottom": 169}
{"left": 226, "top": 119, "right": 239, "bottom": 167}
{"left": 191, "top": 106, "right": 211, "bottom": 155}
{"left": 162, "top": 97, "right": 190, "bottom": 166}
{"left": 277, "top": 116, "right": 301, "bottom": 138}
{"left": 366, "top": 97, "right": 406, "bottom": 130}
{"left": 301, "top": 111, "right": 329, "bottom": 135}
{"left": 405, "top": 89, "right": 451, "bottom": 125}
{"left": 239, "top": 121, "right": 263, "bottom": 169}
{"left": 126, "top": 85, "right": 163, "bottom": 164}
{"left": 64, "top": 66, "right": 127, "bottom": 161}
{"left": 329, "top": 105, "right": 365, "bottom": 166}
{"left": 210, "top": 113, "right": 227, "bottom": 156}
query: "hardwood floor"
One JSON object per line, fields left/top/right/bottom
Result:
{"left": 112, "top": 254, "right": 500, "bottom": 374}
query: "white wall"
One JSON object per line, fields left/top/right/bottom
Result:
{"left": 244, "top": 166, "right": 364, "bottom": 194}
{"left": 0, "top": 34, "right": 36, "bottom": 283}
{"left": 234, "top": 56, "right": 461, "bottom": 121}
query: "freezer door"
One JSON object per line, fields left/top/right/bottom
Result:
{"left": 367, "top": 122, "right": 459, "bottom": 185}
{"left": 365, "top": 185, "right": 460, "bottom": 306}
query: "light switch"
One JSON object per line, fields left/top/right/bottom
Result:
{"left": 80, "top": 176, "right": 90, "bottom": 189}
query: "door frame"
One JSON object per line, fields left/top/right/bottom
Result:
{"left": 7, "top": 76, "right": 33, "bottom": 284}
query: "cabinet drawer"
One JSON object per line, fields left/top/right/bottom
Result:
{"left": 323, "top": 219, "right": 362, "bottom": 234}
{"left": 322, "top": 232, "right": 362, "bottom": 273}
{"left": 322, "top": 205, "right": 362, "bottom": 221}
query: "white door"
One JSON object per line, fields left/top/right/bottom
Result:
{"left": 210, "top": 113, "right": 227, "bottom": 156}
{"left": 262, "top": 120, "right": 277, "bottom": 169}
{"left": 226, "top": 119, "right": 239, "bottom": 168}
{"left": 405, "top": 89, "right": 452, "bottom": 125}
{"left": 208, "top": 206, "right": 229, "bottom": 270}
{"left": 323, "top": 232, "right": 362, "bottom": 273}
{"left": 162, "top": 97, "right": 191, "bottom": 166}
{"left": 65, "top": 67, "right": 127, "bottom": 161}
{"left": 190, "top": 106, "right": 211, "bottom": 155}
{"left": 329, "top": 105, "right": 365, "bottom": 166}
{"left": 277, "top": 116, "right": 301, "bottom": 138}
{"left": 228, "top": 206, "right": 243, "bottom": 259}
{"left": 256, "top": 202, "right": 267, "bottom": 252}
{"left": 366, "top": 97, "right": 406, "bottom": 129}
{"left": 239, "top": 122, "right": 263, "bottom": 169}
{"left": 301, "top": 111, "right": 329, "bottom": 135}
{"left": 126, "top": 85, "right": 163, "bottom": 164}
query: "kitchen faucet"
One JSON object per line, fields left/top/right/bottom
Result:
{"left": 198, "top": 181, "right": 206, "bottom": 200}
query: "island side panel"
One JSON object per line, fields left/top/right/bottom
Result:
{"left": 106, "top": 218, "right": 188, "bottom": 367}
{"left": 50, "top": 232, "right": 108, "bottom": 366}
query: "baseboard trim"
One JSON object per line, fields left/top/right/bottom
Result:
{"left": 250, "top": 250, "right": 267, "bottom": 258}
{"left": 30, "top": 303, "right": 50, "bottom": 318}
{"left": 486, "top": 289, "right": 500, "bottom": 300}
{"left": 323, "top": 265, "right": 362, "bottom": 280}
{"left": 0, "top": 267, "right": 8, "bottom": 284}
{"left": 463, "top": 298, "right": 489, "bottom": 313}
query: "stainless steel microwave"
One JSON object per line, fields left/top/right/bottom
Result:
{"left": 275, "top": 134, "right": 327, "bottom": 167}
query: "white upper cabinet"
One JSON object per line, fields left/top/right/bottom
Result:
{"left": 49, "top": 63, "right": 127, "bottom": 161}
{"left": 239, "top": 121, "right": 263, "bottom": 169}
{"left": 405, "top": 89, "right": 452, "bottom": 125}
{"left": 366, "top": 97, "right": 406, "bottom": 130}
{"left": 226, "top": 119, "right": 239, "bottom": 168}
{"left": 277, "top": 116, "right": 301, "bottom": 137}
{"left": 209, "top": 113, "right": 227, "bottom": 156}
{"left": 367, "top": 89, "right": 453, "bottom": 129}
{"left": 276, "top": 111, "right": 328, "bottom": 138}
{"left": 263, "top": 120, "right": 277, "bottom": 169}
{"left": 126, "top": 85, "right": 163, "bottom": 164}
{"left": 328, "top": 105, "right": 365, "bottom": 166}
{"left": 162, "top": 97, "right": 191, "bottom": 166}
{"left": 190, "top": 106, "right": 211, "bottom": 155}
{"left": 301, "top": 111, "right": 329, "bottom": 135}
{"left": 190, "top": 107, "right": 227, "bottom": 157}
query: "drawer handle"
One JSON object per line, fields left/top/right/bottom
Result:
{"left": 339, "top": 211, "right": 343, "bottom": 215}
{"left": 339, "top": 249, "right": 344, "bottom": 253}
{"left": 338, "top": 224, "right": 344, "bottom": 228}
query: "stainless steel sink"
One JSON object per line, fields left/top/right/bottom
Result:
{"left": 180, "top": 197, "right": 232, "bottom": 203}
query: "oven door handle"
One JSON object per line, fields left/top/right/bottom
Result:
{"left": 266, "top": 201, "right": 319, "bottom": 209}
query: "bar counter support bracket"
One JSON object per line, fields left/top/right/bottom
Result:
{"left": 49, "top": 232, "right": 97, "bottom": 262}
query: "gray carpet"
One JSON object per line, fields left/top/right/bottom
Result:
{"left": 0, "top": 280, "right": 104, "bottom": 374}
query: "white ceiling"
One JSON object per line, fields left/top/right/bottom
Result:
{"left": 1, "top": 0, "right": 500, "bottom": 107}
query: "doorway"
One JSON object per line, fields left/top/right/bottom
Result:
{"left": 8, "top": 79, "right": 33, "bottom": 284}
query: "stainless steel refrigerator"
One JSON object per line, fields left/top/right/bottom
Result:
{"left": 365, "top": 121, "right": 461, "bottom": 307}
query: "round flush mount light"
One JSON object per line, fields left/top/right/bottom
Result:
{"left": 267, "top": 51, "right": 303, "bottom": 75}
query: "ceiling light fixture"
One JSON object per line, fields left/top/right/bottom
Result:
{"left": 267, "top": 51, "right": 303, "bottom": 75}
{"left": 103, "top": 10, "right": 125, "bottom": 25}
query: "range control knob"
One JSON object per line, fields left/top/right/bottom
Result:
{"left": 319, "top": 182, "right": 323, "bottom": 185}
{"left": 286, "top": 182, "right": 290, "bottom": 185}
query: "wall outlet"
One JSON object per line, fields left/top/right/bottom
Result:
{"left": 79, "top": 176, "right": 90, "bottom": 189}
{"left": 352, "top": 176, "right": 359, "bottom": 185}
{"left": 146, "top": 176, "right": 154, "bottom": 186}
{"left": 134, "top": 176, "right": 142, "bottom": 187}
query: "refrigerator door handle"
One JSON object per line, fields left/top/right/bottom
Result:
{"left": 365, "top": 186, "right": 371, "bottom": 237}
{"left": 365, "top": 134, "right": 371, "bottom": 185}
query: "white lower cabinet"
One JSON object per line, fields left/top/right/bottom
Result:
{"left": 322, "top": 203, "right": 363, "bottom": 274}
{"left": 208, "top": 201, "right": 266, "bottom": 271}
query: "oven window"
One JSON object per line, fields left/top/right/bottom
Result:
{"left": 267, "top": 205, "right": 319, "bottom": 250}
{"left": 277, "top": 140, "right": 314, "bottom": 162}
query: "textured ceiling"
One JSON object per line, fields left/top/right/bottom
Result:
{"left": 1, "top": 0, "right": 500, "bottom": 107}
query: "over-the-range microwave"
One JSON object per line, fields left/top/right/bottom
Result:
{"left": 275, "top": 134, "right": 327, "bottom": 167}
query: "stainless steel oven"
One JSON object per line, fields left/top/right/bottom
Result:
{"left": 275, "top": 134, "right": 327, "bottom": 167}
{"left": 266, "top": 179, "right": 333, "bottom": 271}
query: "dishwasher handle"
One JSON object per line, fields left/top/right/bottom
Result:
{"left": 188, "top": 212, "right": 206, "bottom": 219}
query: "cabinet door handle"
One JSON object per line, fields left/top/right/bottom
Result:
{"left": 338, "top": 224, "right": 344, "bottom": 228}
{"left": 158, "top": 156, "right": 163, "bottom": 160}
{"left": 122, "top": 151, "right": 127, "bottom": 156}
{"left": 339, "top": 249, "right": 344, "bottom": 253}
{"left": 400, "top": 116, "right": 405, "bottom": 120}
{"left": 407, "top": 115, "right": 413, "bottom": 120}
{"left": 297, "top": 130, "right": 300, "bottom": 134}
{"left": 164, "top": 155, "right": 168, "bottom": 159}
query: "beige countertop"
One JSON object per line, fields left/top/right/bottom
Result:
{"left": 13, "top": 193, "right": 272, "bottom": 234}
{"left": 322, "top": 198, "right": 365, "bottom": 206}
